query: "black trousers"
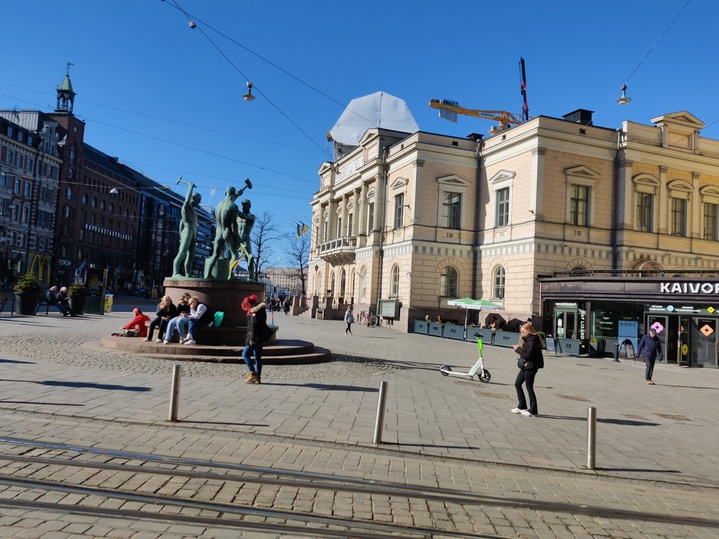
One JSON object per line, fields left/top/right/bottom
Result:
{"left": 644, "top": 357, "right": 656, "bottom": 381}
{"left": 515, "top": 368, "right": 539, "bottom": 415}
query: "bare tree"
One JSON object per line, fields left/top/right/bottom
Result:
{"left": 285, "top": 233, "right": 310, "bottom": 296}
{"left": 250, "top": 211, "right": 283, "bottom": 279}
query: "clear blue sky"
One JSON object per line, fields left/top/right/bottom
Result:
{"left": 1, "top": 0, "right": 714, "bottom": 265}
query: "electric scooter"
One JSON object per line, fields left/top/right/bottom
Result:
{"left": 439, "top": 338, "right": 491, "bottom": 383}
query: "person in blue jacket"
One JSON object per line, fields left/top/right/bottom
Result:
{"left": 636, "top": 329, "right": 663, "bottom": 385}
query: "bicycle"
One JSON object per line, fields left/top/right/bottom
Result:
{"left": 368, "top": 310, "right": 379, "bottom": 327}
{"left": 358, "top": 310, "right": 368, "bottom": 325}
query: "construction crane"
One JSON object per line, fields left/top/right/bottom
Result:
{"left": 429, "top": 57, "right": 529, "bottom": 134}
{"left": 429, "top": 99, "right": 523, "bottom": 133}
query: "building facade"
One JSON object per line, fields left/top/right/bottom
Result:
{"left": 308, "top": 110, "right": 719, "bottom": 368}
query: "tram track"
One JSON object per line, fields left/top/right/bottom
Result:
{"left": 0, "top": 436, "right": 716, "bottom": 535}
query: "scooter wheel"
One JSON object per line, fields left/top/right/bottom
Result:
{"left": 440, "top": 365, "right": 451, "bottom": 376}
{"left": 478, "top": 370, "right": 491, "bottom": 383}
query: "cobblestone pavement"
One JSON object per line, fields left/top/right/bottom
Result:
{"left": 0, "top": 303, "right": 718, "bottom": 537}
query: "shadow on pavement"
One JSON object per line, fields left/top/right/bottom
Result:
{"left": 539, "top": 414, "right": 660, "bottom": 426}
{"left": 269, "top": 382, "right": 378, "bottom": 392}
{"left": 0, "top": 379, "right": 151, "bottom": 392}
{"left": 180, "top": 420, "right": 269, "bottom": 427}
{"left": 0, "top": 358, "right": 34, "bottom": 365}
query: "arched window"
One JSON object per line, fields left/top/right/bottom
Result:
{"left": 91, "top": 197, "right": 97, "bottom": 208}
{"left": 340, "top": 269, "right": 346, "bottom": 298}
{"left": 440, "top": 266, "right": 458, "bottom": 297}
{"left": 329, "top": 271, "right": 335, "bottom": 297}
{"left": 391, "top": 265, "right": 400, "bottom": 296}
{"left": 493, "top": 266, "right": 505, "bottom": 300}
{"left": 82, "top": 193, "right": 88, "bottom": 205}
{"left": 66, "top": 187, "right": 73, "bottom": 200}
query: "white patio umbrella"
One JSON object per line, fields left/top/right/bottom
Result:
{"left": 447, "top": 297, "right": 505, "bottom": 330}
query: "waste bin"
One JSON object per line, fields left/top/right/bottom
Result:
{"left": 84, "top": 295, "right": 104, "bottom": 315}
{"left": 104, "top": 294, "right": 114, "bottom": 313}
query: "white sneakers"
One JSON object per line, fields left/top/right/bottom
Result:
{"left": 511, "top": 408, "right": 523, "bottom": 414}
{"left": 184, "top": 340, "right": 196, "bottom": 345}
{"left": 155, "top": 339, "right": 163, "bottom": 343}
{"left": 521, "top": 410, "right": 533, "bottom": 417}
{"left": 511, "top": 408, "right": 534, "bottom": 417}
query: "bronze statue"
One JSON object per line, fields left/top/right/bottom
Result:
{"left": 172, "top": 178, "right": 201, "bottom": 277}
{"left": 204, "top": 179, "right": 253, "bottom": 280}
{"left": 238, "top": 198, "right": 256, "bottom": 281}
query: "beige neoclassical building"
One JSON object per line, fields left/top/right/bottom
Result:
{"left": 308, "top": 108, "right": 719, "bottom": 367}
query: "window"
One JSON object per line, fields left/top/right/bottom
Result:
{"left": 569, "top": 185, "right": 590, "bottom": 226}
{"left": 442, "top": 192, "right": 461, "bottom": 229}
{"left": 670, "top": 198, "right": 687, "bottom": 237}
{"left": 359, "top": 266, "right": 367, "bottom": 302}
{"left": 336, "top": 217, "right": 342, "bottom": 238}
{"left": 66, "top": 187, "right": 73, "bottom": 200}
{"left": 367, "top": 202, "right": 374, "bottom": 232}
{"left": 394, "top": 194, "right": 404, "bottom": 229}
{"left": 82, "top": 193, "right": 88, "bottom": 205}
{"left": 440, "top": 266, "right": 458, "bottom": 297}
{"left": 6, "top": 149, "right": 14, "bottom": 164}
{"left": 636, "top": 193, "right": 654, "bottom": 232}
{"left": 391, "top": 265, "right": 400, "bottom": 296}
{"left": 17, "top": 155, "right": 23, "bottom": 169}
{"left": 91, "top": 197, "right": 97, "bottom": 208}
{"left": 704, "top": 203, "right": 718, "bottom": 241}
{"left": 0, "top": 172, "right": 6, "bottom": 188}
{"left": 496, "top": 188, "right": 510, "bottom": 227}
{"left": 14, "top": 178, "right": 21, "bottom": 194}
{"left": 340, "top": 269, "right": 346, "bottom": 298}
{"left": 493, "top": 266, "right": 505, "bottom": 300}
{"left": 347, "top": 213, "right": 353, "bottom": 236}
{"left": 21, "top": 206, "right": 29, "bottom": 224}
{"left": 24, "top": 181, "right": 32, "bottom": 198}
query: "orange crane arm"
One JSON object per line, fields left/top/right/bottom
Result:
{"left": 429, "top": 99, "right": 523, "bottom": 132}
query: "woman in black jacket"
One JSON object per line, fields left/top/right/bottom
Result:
{"left": 241, "top": 294, "right": 271, "bottom": 384}
{"left": 511, "top": 322, "right": 545, "bottom": 417}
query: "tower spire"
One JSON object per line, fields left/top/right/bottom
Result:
{"left": 55, "top": 62, "right": 76, "bottom": 113}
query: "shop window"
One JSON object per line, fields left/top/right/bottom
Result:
{"left": 440, "top": 266, "right": 458, "bottom": 297}
{"left": 493, "top": 266, "right": 505, "bottom": 300}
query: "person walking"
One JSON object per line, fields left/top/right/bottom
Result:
{"left": 636, "top": 329, "right": 663, "bottom": 385}
{"left": 242, "top": 294, "right": 271, "bottom": 384}
{"left": 511, "top": 322, "right": 544, "bottom": 417}
{"left": 344, "top": 305, "right": 354, "bottom": 335}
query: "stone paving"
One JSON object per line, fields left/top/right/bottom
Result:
{"left": 0, "top": 300, "right": 718, "bottom": 537}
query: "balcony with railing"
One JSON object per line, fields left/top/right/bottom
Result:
{"left": 317, "top": 235, "right": 357, "bottom": 265}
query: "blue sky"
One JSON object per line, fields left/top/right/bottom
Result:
{"left": 1, "top": 0, "right": 715, "bottom": 265}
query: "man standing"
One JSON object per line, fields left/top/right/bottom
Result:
{"left": 636, "top": 329, "right": 663, "bottom": 385}
{"left": 172, "top": 181, "right": 201, "bottom": 277}
{"left": 204, "top": 186, "right": 240, "bottom": 280}
{"left": 237, "top": 199, "right": 256, "bottom": 281}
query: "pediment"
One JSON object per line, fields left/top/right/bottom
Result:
{"left": 650, "top": 111, "right": 705, "bottom": 131}
{"left": 564, "top": 165, "right": 600, "bottom": 179}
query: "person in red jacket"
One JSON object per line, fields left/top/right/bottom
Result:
{"left": 119, "top": 308, "right": 151, "bottom": 338}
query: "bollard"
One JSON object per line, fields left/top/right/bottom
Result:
{"left": 169, "top": 364, "right": 182, "bottom": 422}
{"left": 587, "top": 406, "right": 597, "bottom": 470}
{"left": 373, "top": 381, "right": 389, "bottom": 444}
{"left": 613, "top": 342, "right": 620, "bottom": 362}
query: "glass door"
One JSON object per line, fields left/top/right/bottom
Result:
{"left": 555, "top": 308, "right": 577, "bottom": 339}
{"left": 693, "top": 318, "right": 717, "bottom": 368}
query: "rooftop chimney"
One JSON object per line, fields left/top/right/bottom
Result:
{"left": 562, "top": 109, "right": 593, "bottom": 126}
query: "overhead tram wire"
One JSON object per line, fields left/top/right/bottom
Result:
{"left": 553, "top": 0, "right": 695, "bottom": 160}
{"left": 162, "top": 1, "right": 379, "bottom": 137}
{"left": 164, "top": 0, "right": 331, "bottom": 160}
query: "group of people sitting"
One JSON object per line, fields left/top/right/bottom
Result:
{"left": 46, "top": 286, "right": 77, "bottom": 317}
{"left": 117, "top": 293, "right": 212, "bottom": 345}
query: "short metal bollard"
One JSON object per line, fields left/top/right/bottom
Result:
{"left": 373, "top": 381, "right": 389, "bottom": 444}
{"left": 587, "top": 406, "right": 597, "bottom": 470}
{"left": 613, "top": 343, "right": 620, "bottom": 362}
{"left": 169, "top": 364, "right": 182, "bottom": 422}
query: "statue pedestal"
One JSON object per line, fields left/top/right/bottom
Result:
{"left": 163, "top": 278, "right": 265, "bottom": 345}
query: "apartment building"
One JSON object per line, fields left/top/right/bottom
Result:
{"left": 308, "top": 106, "right": 719, "bottom": 368}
